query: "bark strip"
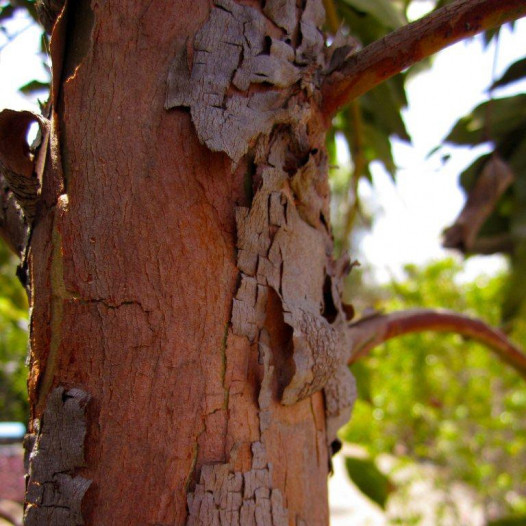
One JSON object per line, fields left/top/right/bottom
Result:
{"left": 0, "top": 110, "right": 47, "bottom": 226}
{"left": 24, "top": 387, "right": 91, "bottom": 526}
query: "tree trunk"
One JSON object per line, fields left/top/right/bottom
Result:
{"left": 0, "top": 0, "right": 519, "bottom": 524}
{"left": 23, "top": 1, "right": 355, "bottom": 524}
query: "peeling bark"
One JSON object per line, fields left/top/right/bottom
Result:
{"left": 24, "top": 387, "right": 91, "bottom": 525}
{"left": 0, "top": 109, "right": 48, "bottom": 251}
{"left": 165, "top": 0, "right": 307, "bottom": 162}
{"left": 23, "top": 0, "right": 362, "bottom": 523}
{"left": 169, "top": 2, "right": 358, "bottom": 519}
{"left": 187, "top": 442, "right": 289, "bottom": 526}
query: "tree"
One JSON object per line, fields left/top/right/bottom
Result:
{"left": 0, "top": 0, "right": 525, "bottom": 524}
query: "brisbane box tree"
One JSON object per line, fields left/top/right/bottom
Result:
{"left": 0, "top": 0, "right": 526, "bottom": 524}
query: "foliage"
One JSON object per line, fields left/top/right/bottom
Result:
{"left": 325, "top": 0, "right": 412, "bottom": 254}
{"left": 442, "top": 57, "right": 526, "bottom": 324}
{"left": 341, "top": 259, "right": 526, "bottom": 521}
{"left": 0, "top": 0, "right": 37, "bottom": 24}
{"left": 344, "top": 454, "right": 393, "bottom": 509}
{"left": 0, "top": 242, "right": 28, "bottom": 422}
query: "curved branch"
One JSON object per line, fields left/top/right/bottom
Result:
{"left": 347, "top": 309, "right": 526, "bottom": 380}
{"left": 321, "top": 0, "right": 526, "bottom": 117}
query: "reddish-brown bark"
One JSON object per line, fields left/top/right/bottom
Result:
{"left": 27, "top": 1, "right": 330, "bottom": 524}
{"left": 7, "top": 0, "right": 523, "bottom": 524}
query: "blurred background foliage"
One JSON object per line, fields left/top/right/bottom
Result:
{"left": 1, "top": 0, "right": 526, "bottom": 523}
{"left": 0, "top": 242, "right": 28, "bottom": 423}
{"left": 343, "top": 259, "right": 526, "bottom": 523}
{"left": 323, "top": 0, "right": 526, "bottom": 523}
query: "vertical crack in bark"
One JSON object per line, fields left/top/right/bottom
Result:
{"left": 35, "top": 195, "right": 79, "bottom": 414}
{"left": 24, "top": 386, "right": 91, "bottom": 526}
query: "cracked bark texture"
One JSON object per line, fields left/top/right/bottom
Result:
{"left": 26, "top": 0, "right": 354, "bottom": 524}
{"left": 24, "top": 387, "right": 91, "bottom": 525}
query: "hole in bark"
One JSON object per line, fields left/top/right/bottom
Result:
{"left": 328, "top": 438, "right": 342, "bottom": 474}
{"left": 264, "top": 288, "right": 295, "bottom": 399}
{"left": 283, "top": 150, "right": 310, "bottom": 176}
{"left": 243, "top": 155, "right": 257, "bottom": 205}
{"left": 26, "top": 122, "right": 40, "bottom": 149}
{"left": 262, "top": 36, "right": 272, "bottom": 55}
{"left": 342, "top": 303, "right": 355, "bottom": 321}
{"left": 322, "top": 276, "right": 338, "bottom": 324}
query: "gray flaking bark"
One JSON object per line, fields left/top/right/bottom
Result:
{"left": 232, "top": 155, "right": 344, "bottom": 400}
{"left": 165, "top": 0, "right": 310, "bottom": 162}
{"left": 24, "top": 387, "right": 91, "bottom": 526}
{"left": 186, "top": 442, "right": 288, "bottom": 526}
{"left": 263, "top": 0, "right": 297, "bottom": 34}
{"left": 168, "top": 3, "right": 359, "bottom": 497}
{"left": 324, "top": 366, "right": 357, "bottom": 443}
{"left": 295, "top": 0, "right": 325, "bottom": 66}
{"left": 231, "top": 136, "right": 356, "bottom": 443}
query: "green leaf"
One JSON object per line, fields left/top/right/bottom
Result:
{"left": 362, "top": 81, "right": 411, "bottom": 141}
{"left": 491, "top": 57, "right": 526, "bottom": 90}
{"left": 0, "top": 4, "right": 14, "bottom": 21}
{"left": 362, "top": 122, "right": 396, "bottom": 177}
{"left": 349, "top": 361, "right": 372, "bottom": 403}
{"left": 445, "top": 95, "right": 526, "bottom": 146}
{"left": 19, "top": 79, "right": 49, "bottom": 95}
{"left": 458, "top": 153, "right": 491, "bottom": 192}
{"left": 344, "top": 455, "right": 393, "bottom": 509}
{"left": 341, "top": 0, "right": 406, "bottom": 30}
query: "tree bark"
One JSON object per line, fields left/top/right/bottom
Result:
{"left": 24, "top": 1, "right": 350, "bottom": 524}
{"left": 347, "top": 309, "right": 526, "bottom": 379}
{"left": 15, "top": 0, "right": 526, "bottom": 524}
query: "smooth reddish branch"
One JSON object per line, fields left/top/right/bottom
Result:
{"left": 348, "top": 309, "right": 526, "bottom": 380}
{"left": 322, "top": 0, "right": 526, "bottom": 117}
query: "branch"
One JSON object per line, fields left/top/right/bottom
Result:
{"left": 0, "top": 109, "right": 47, "bottom": 227}
{"left": 347, "top": 309, "right": 526, "bottom": 380}
{"left": 321, "top": 0, "right": 526, "bottom": 117}
{"left": 0, "top": 175, "right": 27, "bottom": 257}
